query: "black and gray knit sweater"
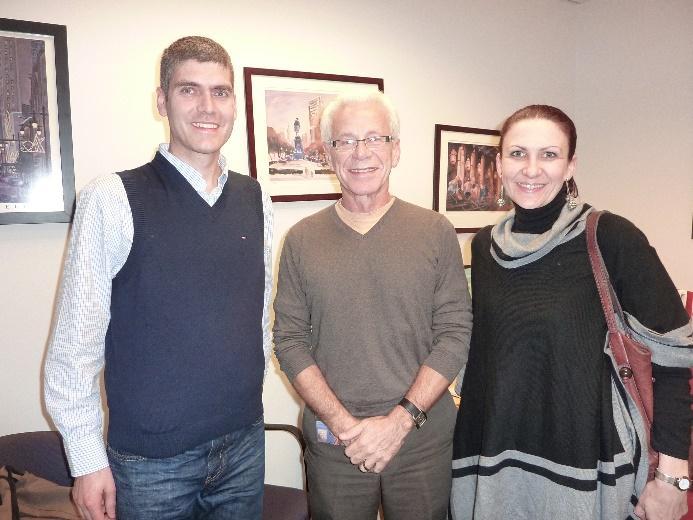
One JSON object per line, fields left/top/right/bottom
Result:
{"left": 451, "top": 190, "right": 692, "bottom": 519}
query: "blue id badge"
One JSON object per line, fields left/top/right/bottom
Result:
{"left": 316, "top": 420, "right": 340, "bottom": 445}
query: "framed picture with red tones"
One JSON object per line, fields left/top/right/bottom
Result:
{"left": 244, "top": 67, "right": 383, "bottom": 202}
{"left": 0, "top": 18, "right": 75, "bottom": 224}
{"left": 433, "top": 124, "right": 510, "bottom": 232}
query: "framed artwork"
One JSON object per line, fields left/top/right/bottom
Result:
{"left": 244, "top": 67, "right": 383, "bottom": 202}
{"left": 433, "top": 124, "right": 511, "bottom": 232}
{"left": 0, "top": 18, "right": 75, "bottom": 224}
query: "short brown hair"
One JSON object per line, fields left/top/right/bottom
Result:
{"left": 160, "top": 36, "right": 233, "bottom": 94}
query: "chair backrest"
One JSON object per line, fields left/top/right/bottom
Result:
{"left": 0, "top": 431, "right": 72, "bottom": 486}
{"left": 263, "top": 423, "right": 309, "bottom": 520}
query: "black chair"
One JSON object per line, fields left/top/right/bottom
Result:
{"left": 0, "top": 427, "right": 308, "bottom": 520}
{"left": 263, "top": 423, "right": 309, "bottom": 520}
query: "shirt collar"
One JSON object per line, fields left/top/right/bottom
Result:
{"left": 158, "top": 143, "right": 228, "bottom": 192}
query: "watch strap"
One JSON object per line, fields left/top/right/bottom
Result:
{"left": 655, "top": 468, "right": 690, "bottom": 491}
{"left": 398, "top": 398, "right": 427, "bottom": 428}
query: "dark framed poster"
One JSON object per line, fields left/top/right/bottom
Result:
{"left": 433, "top": 124, "right": 510, "bottom": 232}
{"left": 0, "top": 18, "right": 75, "bottom": 224}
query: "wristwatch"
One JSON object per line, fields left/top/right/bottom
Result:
{"left": 654, "top": 468, "right": 691, "bottom": 491}
{"left": 398, "top": 398, "right": 427, "bottom": 429}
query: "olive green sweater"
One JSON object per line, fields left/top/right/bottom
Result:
{"left": 273, "top": 198, "right": 473, "bottom": 416}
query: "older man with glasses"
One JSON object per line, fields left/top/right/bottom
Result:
{"left": 273, "top": 90, "right": 472, "bottom": 520}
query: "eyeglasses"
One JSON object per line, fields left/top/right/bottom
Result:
{"left": 330, "top": 135, "right": 392, "bottom": 152}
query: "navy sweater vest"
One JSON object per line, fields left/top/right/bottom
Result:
{"left": 105, "top": 152, "right": 264, "bottom": 458}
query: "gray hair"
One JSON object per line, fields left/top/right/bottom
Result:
{"left": 320, "top": 90, "right": 400, "bottom": 143}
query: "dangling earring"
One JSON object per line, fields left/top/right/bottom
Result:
{"left": 496, "top": 185, "right": 506, "bottom": 207}
{"left": 565, "top": 180, "right": 578, "bottom": 210}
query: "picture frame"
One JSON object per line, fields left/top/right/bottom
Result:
{"left": 244, "top": 67, "right": 383, "bottom": 202}
{"left": 432, "top": 124, "right": 511, "bottom": 232}
{"left": 0, "top": 18, "right": 75, "bottom": 225}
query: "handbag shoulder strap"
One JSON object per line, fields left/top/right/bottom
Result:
{"left": 585, "top": 211, "right": 631, "bottom": 368}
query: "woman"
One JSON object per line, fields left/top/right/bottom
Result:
{"left": 451, "top": 105, "right": 692, "bottom": 520}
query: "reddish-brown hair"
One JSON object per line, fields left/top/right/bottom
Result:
{"left": 499, "top": 104, "right": 577, "bottom": 160}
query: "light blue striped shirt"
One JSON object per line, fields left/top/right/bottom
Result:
{"left": 44, "top": 144, "right": 274, "bottom": 477}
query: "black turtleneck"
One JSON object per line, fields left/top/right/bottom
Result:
{"left": 511, "top": 184, "right": 568, "bottom": 234}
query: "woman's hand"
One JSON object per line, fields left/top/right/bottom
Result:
{"left": 634, "top": 477, "right": 688, "bottom": 520}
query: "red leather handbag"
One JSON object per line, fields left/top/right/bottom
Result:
{"left": 586, "top": 210, "right": 658, "bottom": 480}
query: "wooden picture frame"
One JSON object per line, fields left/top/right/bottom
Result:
{"left": 433, "top": 124, "right": 510, "bottom": 232}
{"left": 244, "top": 67, "right": 383, "bottom": 202}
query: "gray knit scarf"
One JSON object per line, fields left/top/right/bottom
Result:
{"left": 490, "top": 202, "right": 594, "bottom": 269}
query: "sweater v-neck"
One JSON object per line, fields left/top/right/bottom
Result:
{"left": 330, "top": 197, "right": 399, "bottom": 239}
{"left": 151, "top": 153, "right": 230, "bottom": 217}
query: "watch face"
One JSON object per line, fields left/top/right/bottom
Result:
{"left": 678, "top": 478, "right": 691, "bottom": 491}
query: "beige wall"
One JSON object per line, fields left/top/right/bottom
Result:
{"left": 574, "top": 0, "right": 693, "bottom": 291}
{"left": 0, "top": 0, "right": 689, "bottom": 487}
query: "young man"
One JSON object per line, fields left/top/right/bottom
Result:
{"left": 273, "top": 91, "right": 472, "bottom": 519}
{"left": 44, "top": 36, "right": 272, "bottom": 520}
